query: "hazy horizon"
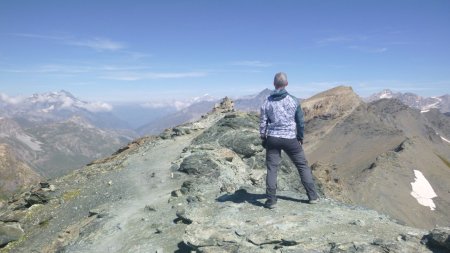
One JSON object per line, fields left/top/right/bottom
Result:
{"left": 1, "top": 1, "right": 450, "bottom": 101}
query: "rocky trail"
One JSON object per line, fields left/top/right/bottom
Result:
{"left": 63, "top": 134, "right": 200, "bottom": 252}
{"left": 0, "top": 103, "right": 226, "bottom": 252}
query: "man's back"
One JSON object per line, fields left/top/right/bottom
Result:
{"left": 261, "top": 89, "right": 298, "bottom": 139}
{"left": 260, "top": 88, "right": 304, "bottom": 142}
{"left": 260, "top": 72, "right": 318, "bottom": 209}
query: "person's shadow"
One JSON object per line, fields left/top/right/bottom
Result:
{"left": 216, "top": 188, "right": 309, "bottom": 207}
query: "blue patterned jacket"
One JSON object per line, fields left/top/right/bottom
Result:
{"left": 259, "top": 88, "right": 305, "bottom": 141}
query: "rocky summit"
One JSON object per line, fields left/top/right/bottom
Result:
{"left": 0, "top": 88, "right": 449, "bottom": 253}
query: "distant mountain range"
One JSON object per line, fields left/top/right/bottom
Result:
{"left": 234, "top": 88, "right": 273, "bottom": 112}
{"left": 111, "top": 94, "right": 217, "bottom": 129}
{"left": 0, "top": 91, "right": 136, "bottom": 188}
{"left": 366, "top": 89, "right": 450, "bottom": 113}
{"left": 3, "top": 86, "right": 450, "bottom": 252}
{"left": 2, "top": 87, "right": 448, "bottom": 199}
{"left": 0, "top": 90, "right": 131, "bottom": 130}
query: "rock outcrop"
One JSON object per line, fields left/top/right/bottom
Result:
{"left": 0, "top": 222, "right": 24, "bottom": 248}
{"left": 165, "top": 97, "right": 448, "bottom": 252}
{"left": 426, "top": 227, "right": 450, "bottom": 251}
{"left": 183, "top": 189, "right": 431, "bottom": 252}
{"left": 0, "top": 144, "right": 41, "bottom": 201}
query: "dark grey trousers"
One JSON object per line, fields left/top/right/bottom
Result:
{"left": 266, "top": 136, "right": 319, "bottom": 201}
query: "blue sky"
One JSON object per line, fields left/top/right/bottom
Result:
{"left": 1, "top": 0, "right": 449, "bottom": 102}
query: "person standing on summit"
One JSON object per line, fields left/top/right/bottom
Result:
{"left": 260, "top": 72, "right": 319, "bottom": 209}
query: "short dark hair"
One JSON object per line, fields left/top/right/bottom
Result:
{"left": 274, "top": 72, "right": 288, "bottom": 88}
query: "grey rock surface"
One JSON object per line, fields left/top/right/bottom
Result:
{"left": 427, "top": 227, "right": 450, "bottom": 250}
{"left": 0, "top": 222, "right": 24, "bottom": 247}
{"left": 183, "top": 189, "right": 432, "bottom": 252}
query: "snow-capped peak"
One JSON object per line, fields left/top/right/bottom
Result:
{"left": 366, "top": 89, "right": 449, "bottom": 113}
{"left": 192, "top": 94, "right": 216, "bottom": 103}
{"left": 26, "top": 90, "right": 112, "bottom": 112}
{"left": 379, "top": 89, "right": 394, "bottom": 99}
{"left": 142, "top": 94, "right": 218, "bottom": 111}
{"left": 1, "top": 90, "right": 113, "bottom": 117}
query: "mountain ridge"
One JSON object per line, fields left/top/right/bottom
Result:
{"left": 1, "top": 87, "right": 450, "bottom": 252}
{"left": 366, "top": 89, "right": 450, "bottom": 113}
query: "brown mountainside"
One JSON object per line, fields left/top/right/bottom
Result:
{"left": 0, "top": 144, "right": 41, "bottom": 202}
{"left": 303, "top": 89, "right": 450, "bottom": 229}
{"left": 301, "top": 86, "right": 362, "bottom": 149}
{"left": 0, "top": 116, "right": 130, "bottom": 179}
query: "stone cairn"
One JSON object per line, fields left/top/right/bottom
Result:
{"left": 212, "top": 97, "right": 234, "bottom": 113}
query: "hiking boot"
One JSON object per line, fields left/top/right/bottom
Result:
{"left": 309, "top": 198, "right": 319, "bottom": 204}
{"left": 264, "top": 199, "right": 277, "bottom": 209}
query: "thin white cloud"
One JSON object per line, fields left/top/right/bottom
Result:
{"left": 102, "top": 71, "right": 208, "bottom": 81}
{"left": 78, "top": 101, "right": 113, "bottom": 112}
{"left": 0, "top": 64, "right": 152, "bottom": 74}
{"left": 232, "top": 60, "right": 273, "bottom": 67}
{"left": 141, "top": 100, "right": 190, "bottom": 110}
{"left": 123, "top": 51, "right": 152, "bottom": 60}
{"left": 99, "top": 65, "right": 152, "bottom": 71}
{"left": 0, "top": 64, "right": 91, "bottom": 74}
{"left": 147, "top": 72, "right": 207, "bottom": 79}
{"left": 349, "top": 46, "right": 388, "bottom": 53}
{"left": 12, "top": 33, "right": 69, "bottom": 41}
{"left": 36, "top": 64, "right": 92, "bottom": 73}
{"left": 317, "top": 34, "right": 389, "bottom": 53}
{"left": 0, "top": 93, "right": 25, "bottom": 104}
{"left": 13, "top": 33, "right": 125, "bottom": 52}
{"left": 317, "top": 35, "right": 368, "bottom": 45}
{"left": 102, "top": 73, "right": 141, "bottom": 81}
{"left": 68, "top": 38, "right": 125, "bottom": 51}
{"left": 385, "top": 41, "right": 411, "bottom": 46}
{"left": 141, "top": 94, "right": 216, "bottom": 111}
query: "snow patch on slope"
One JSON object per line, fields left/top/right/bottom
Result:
{"left": 421, "top": 99, "right": 441, "bottom": 111}
{"left": 17, "top": 134, "right": 42, "bottom": 151}
{"left": 42, "top": 105, "right": 55, "bottom": 113}
{"left": 441, "top": 136, "right": 450, "bottom": 144}
{"left": 410, "top": 170, "right": 437, "bottom": 211}
{"left": 379, "top": 93, "right": 392, "bottom": 99}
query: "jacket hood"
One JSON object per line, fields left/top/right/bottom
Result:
{"left": 269, "top": 88, "right": 288, "bottom": 101}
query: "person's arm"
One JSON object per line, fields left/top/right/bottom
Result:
{"left": 295, "top": 103, "right": 304, "bottom": 144}
{"left": 259, "top": 103, "right": 268, "bottom": 139}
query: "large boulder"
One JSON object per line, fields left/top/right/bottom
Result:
{"left": 0, "top": 222, "right": 24, "bottom": 247}
{"left": 426, "top": 227, "right": 450, "bottom": 250}
{"left": 179, "top": 153, "right": 219, "bottom": 175}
